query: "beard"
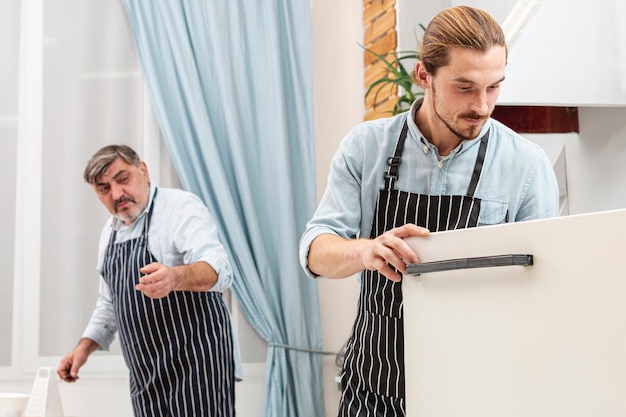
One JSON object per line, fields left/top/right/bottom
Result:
{"left": 113, "top": 194, "right": 145, "bottom": 224}
{"left": 432, "top": 84, "right": 489, "bottom": 141}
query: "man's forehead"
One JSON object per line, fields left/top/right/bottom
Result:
{"left": 95, "top": 159, "right": 134, "bottom": 184}
{"left": 441, "top": 46, "right": 506, "bottom": 81}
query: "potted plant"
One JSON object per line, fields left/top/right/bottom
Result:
{"left": 362, "top": 26, "right": 426, "bottom": 116}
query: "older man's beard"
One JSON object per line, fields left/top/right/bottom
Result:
{"left": 113, "top": 195, "right": 144, "bottom": 224}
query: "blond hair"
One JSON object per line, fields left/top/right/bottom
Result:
{"left": 420, "top": 6, "right": 507, "bottom": 75}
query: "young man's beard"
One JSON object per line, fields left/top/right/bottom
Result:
{"left": 431, "top": 84, "right": 488, "bottom": 141}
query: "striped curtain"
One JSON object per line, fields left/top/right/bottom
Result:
{"left": 120, "top": 1, "right": 324, "bottom": 416}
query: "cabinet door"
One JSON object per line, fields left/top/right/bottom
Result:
{"left": 403, "top": 209, "right": 626, "bottom": 416}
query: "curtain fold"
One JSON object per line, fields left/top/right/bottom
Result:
{"left": 121, "top": 1, "right": 323, "bottom": 415}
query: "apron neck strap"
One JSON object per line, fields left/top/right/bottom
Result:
{"left": 384, "top": 120, "right": 409, "bottom": 190}
{"left": 466, "top": 131, "right": 489, "bottom": 197}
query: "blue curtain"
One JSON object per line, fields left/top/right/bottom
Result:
{"left": 121, "top": 1, "right": 324, "bottom": 416}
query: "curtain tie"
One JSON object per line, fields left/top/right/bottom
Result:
{"left": 269, "top": 342, "right": 337, "bottom": 356}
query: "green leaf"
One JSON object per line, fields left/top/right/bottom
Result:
{"left": 361, "top": 43, "right": 424, "bottom": 116}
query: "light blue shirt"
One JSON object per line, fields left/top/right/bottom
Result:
{"left": 299, "top": 99, "right": 560, "bottom": 278}
{"left": 82, "top": 183, "right": 243, "bottom": 378}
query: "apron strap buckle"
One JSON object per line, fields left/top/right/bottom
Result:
{"left": 387, "top": 156, "right": 401, "bottom": 167}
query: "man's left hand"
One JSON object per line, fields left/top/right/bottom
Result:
{"left": 136, "top": 262, "right": 178, "bottom": 299}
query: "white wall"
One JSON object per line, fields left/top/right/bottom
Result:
{"left": 310, "top": 1, "right": 363, "bottom": 415}
{"left": 527, "top": 107, "right": 626, "bottom": 214}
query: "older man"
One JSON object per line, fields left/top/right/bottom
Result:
{"left": 58, "top": 144, "right": 236, "bottom": 417}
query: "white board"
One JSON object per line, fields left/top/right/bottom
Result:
{"left": 497, "top": 0, "right": 626, "bottom": 106}
{"left": 403, "top": 209, "right": 626, "bottom": 417}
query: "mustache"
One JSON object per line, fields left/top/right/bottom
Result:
{"left": 114, "top": 195, "right": 136, "bottom": 210}
{"left": 460, "top": 112, "right": 485, "bottom": 120}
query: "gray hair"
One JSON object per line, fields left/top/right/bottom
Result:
{"left": 83, "top": 145, "right": 141, "bottom": 184}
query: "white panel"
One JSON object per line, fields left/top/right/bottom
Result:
{"left": 499, "top": 0, "right": 626, "bottom": 106}
{"left": 38, "top": 0, "right": 143, "bottom": 357}
{"left": 15, "top": 0, "right": 44, "bottom": 372}
{"left": 403, "top": 209, "right": 626, "bottom": 416}
{"left": 0, "top": 0, "right": 20, "bottom": 368}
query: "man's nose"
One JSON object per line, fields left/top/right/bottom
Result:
{"left": 110, "top": 183, "right": 125, "bottom": 200}
{"left": 471, "top": 90, "right": 489, "bottom": 115}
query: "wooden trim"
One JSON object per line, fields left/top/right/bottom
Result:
{"left": 363, "top": 0, "right": 395, "bottom": 25}
{"left": 363, "top": 0, "right": 398, "bottom": 120}
{"left": 363, "top": 30, "right": 396, "bottom": 67}
{"left": 364, "top": 7, "right": 395, "bottom": 44}
{"left": 491, "top": 106, "right": 579, "bottom": 133}
{"left": 365, "top": 97, "right": 398, "bottom": 120}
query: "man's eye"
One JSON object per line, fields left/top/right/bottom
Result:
{"left": 118, "top": 177, "right": 129, "bottom": 184}
{"left": 98, "top": 187, "right": 109, "bottom": 194}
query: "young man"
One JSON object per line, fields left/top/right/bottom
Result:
{"left": 57, "top": 145, "right": 236, "bottom": 417}
{"left": 299, "top": 6, "right": 559, "bottom": 416}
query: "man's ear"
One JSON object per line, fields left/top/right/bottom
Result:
{"left": 139, "top": 161, "right": 150, "bottom": 181}
{"left": 414, "top": 61, "right": 430, "bottom": 89}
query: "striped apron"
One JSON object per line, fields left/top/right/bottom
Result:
{"left": 338, "top": 120, "right": 489, "bottom": 416}
{"left": 102, "top": 188, "right": 235, "bottom": 417}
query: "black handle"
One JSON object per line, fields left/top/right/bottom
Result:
{"left": 405, "top": 254, "right": 533, "bottom": 276}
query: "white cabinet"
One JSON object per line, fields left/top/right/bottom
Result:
{"left": 403, "top": 209, "right": 626, "bottom": 416}
{"left": 498, "top": 0, "right": 626, "bottom": 106}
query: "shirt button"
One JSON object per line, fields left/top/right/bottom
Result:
{"left": 438, "top": 162, "right": 443, "bottom": 169}
{"left": 422, "top": 145, "right": 428, "bottom": 152}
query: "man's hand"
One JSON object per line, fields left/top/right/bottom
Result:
{"left": 57, "top": 338, "right": 100, "bottom": 383}
{"left": 308, "top": 224, "right": 430, "bottom": 281}
{"left": 136, "top": 261, "right": 217, "bottom": 298}
{"left": 136, "top": 262, "right": 178, "bottom": 299}
{"left": 360, "top": 224, "right": 430, "bottom": 282}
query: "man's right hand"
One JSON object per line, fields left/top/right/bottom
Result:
{"left": 308, "top": 224, "right": 430, "bottom": 281}
{"left": 360, "top": 224, "right": 430, "bottom": 282}
{"left": 57, "top": 338, "right": 100, "bottom": 383}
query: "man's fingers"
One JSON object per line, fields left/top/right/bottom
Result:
{"left": 378, "top": 264, "right": 402, "bottom": 282}
{"left": 378, "top": 236, "right": 420, "bottom": 266}
{"left": 393, "top": 223, "right": 430, "bottom": 238}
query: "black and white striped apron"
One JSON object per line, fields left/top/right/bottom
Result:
{"left": 102, "top": 188, "right": 235, "bottom": 417}
{"left": 338, "top": 120, "right": 489, "bottom": 416}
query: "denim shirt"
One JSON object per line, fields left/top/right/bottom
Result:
{"left": 299, "top": 99, "right": 560, "bottom": 278}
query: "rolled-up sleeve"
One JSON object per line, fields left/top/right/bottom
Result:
{"left": 299, "top": 128, "right": 371, "bottom": 279}
{"left": 169, "top": 192, "right": 234, "bottom": 292}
